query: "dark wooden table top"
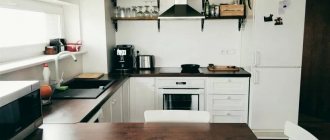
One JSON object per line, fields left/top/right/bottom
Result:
{"left": 27, "top": 123, "right": 257, "bottom": 140}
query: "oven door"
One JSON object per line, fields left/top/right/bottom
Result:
{"left": 158, "top": 88, "right": 204, "bottom": 111}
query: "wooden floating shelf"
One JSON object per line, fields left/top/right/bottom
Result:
{"left": 111, "top": 17, "right": 158, "bottom": 20}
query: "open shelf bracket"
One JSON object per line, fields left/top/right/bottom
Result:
{"left": 111, "top": 0, "right": 117, "bottom": 7}
{"left": 201, "top": 19, "right": 204, "bottom": 32}
{"left": 112, "top": 20, "right": 118, "bottom": 32}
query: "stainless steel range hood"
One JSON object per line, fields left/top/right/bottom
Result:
{"left": 158, "top": 0, "right": 205, "bottom": 20}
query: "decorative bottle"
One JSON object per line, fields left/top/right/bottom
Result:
{"left": 42, "top": 63, "right": 51, "bottom": 85}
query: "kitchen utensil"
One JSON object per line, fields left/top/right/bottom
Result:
{"left": 207, "top": 64, "right": 239, "bottom": 72}
{"left": 136, "top": 52, "right": 155, "bottom": 70}
{"left": 152, "top": 6, "right": 159, "bottom": 17}
{"left": 132, "top": 6, "right": 137, "bottom": 17}
{"left": 181, "top": 64, "right": 200, "bottom": 73}
{"left": 144, "top": 5, "right": 151, "bottom": 17}
{"left": 66, "top": 41, "right": 82, "bottom": 52}
{"left": 137, "top": 6, "right": 144, "bottom": 17}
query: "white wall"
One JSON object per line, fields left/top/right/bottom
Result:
{"left": 116, "top": 0, "right": 242, "bottom": 67}
{"left": 80, "top": 0, "right": 109, "bottom": 73}
{"left": 63, "top": 4, "right": 81, "bottom": 43}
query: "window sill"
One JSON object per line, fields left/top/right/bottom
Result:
{"left": 0, "top": 51, "right": 87, "bottom": 75}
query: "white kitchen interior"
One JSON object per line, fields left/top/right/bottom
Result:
{"left": 0, "top": 0, "right": 316, "bottom": 140}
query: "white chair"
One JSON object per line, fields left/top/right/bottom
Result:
{"left": 284, "top": 121, "right": 318, "bottom": 140}
{"left": 144, "top": 110, "right": 210, "bottom": 123}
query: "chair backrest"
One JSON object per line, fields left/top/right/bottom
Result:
{"left": 144, "top": 110, "right": 210, "bottom": 123}
{"left": 284, "top": 121, "right": 318, "bottom": 140}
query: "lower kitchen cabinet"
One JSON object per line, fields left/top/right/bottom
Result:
{"left": 206, "top": 77, "right": 250, "bottom": 123}
{"left": 129, "top": 77, "right": 155, "bottom": 122}
{"left": 122, "top": 79, "right": 130, "bottom": 122}
{"left": 109, "top": 86, "right": 123, "bottom": 122}
{"left": 99, "top": 85, "right": 123, "bottom": 122}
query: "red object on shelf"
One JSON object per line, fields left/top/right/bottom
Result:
{"left": 66, "top": 41, "right": 82, "bottom": 52}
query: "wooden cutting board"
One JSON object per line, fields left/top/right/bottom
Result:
{"left": 207, "top": 66, "right": 240, "bottom": 72}
{"left": 76, "top": 73, "right": 104, "bottom": 79}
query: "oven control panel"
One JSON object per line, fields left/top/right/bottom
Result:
{"left": 156, "top": 78, "right": 205, "bottom": 89}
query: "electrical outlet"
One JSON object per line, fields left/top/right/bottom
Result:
{"left": 220, "top": 50, "right": 226, "bottom": 55}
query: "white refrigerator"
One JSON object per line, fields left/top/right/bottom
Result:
{"left": 242, "top": 0, "right": 307, "bottom": 137}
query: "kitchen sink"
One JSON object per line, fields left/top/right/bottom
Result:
{"left": 52, "top": 79, "right": 115, "bottom": 99}
{"left": 64, "top": 79, "right": 114, "bottom": 89}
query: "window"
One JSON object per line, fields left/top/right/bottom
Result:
{"left": 0, "top": 0, "right": 64, "bottom": 63}
{"left": 0, "top": 8, "right": 62, "bottom": 48}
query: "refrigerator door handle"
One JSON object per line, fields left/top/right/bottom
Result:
{"left": 254, "top": 51, "right": 261, "bottom": 66}
{"left": 253, "top": 69, "right": 260, "bottom": 84}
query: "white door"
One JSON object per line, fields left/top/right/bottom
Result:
{"left": 249, "top": 68, "right": 301, "bottom": 130}
{"left": 130, "top": 77, "right": 155, "bottom": 122}
{"left": 253, "top": 0, "right": 306, "bottom": 67}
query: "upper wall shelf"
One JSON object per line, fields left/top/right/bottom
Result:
{"left": 111, "top": 17, "right": 160, "bottom": 32}
{"left": 111, "top": 0, "right": 246, "bottom": 32}
{"left": 0, "top": 51, "right": 87, "bottom": 75}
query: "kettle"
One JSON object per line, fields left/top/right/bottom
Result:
{"left": 136, "top": 51, "right": 155, "bottom": 70}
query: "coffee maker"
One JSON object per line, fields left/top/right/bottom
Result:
{"left": 112, "top": 45, "right": 135, "bottom": 73}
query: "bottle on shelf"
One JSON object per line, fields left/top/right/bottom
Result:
{"left": 42, "top": 63, "right": 51, "bottom": 85}
{"left": 204, "top": 0, "right": 210, "bottom": 17}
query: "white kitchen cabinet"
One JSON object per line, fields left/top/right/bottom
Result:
{"left": 129, "top": 77, "right": 155, "bottom": 122}
{"left": 122, "top": 79, "right": 130, "bottom": 122}
{"left": 99, "top": 96, "right": 111, "bottom": 122}
{"left": 99, "top": 86, "right": 123, "bottom": 123}
{"left": 110, "top": 86, "right": 123, "bottom": 122}
{"left": 206, "top": 77, "right": 250, "bottom": 123}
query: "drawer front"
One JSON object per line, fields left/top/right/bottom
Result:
{"left": 207, "top": 95, "right": 248, "bottom": 111}
{"left": 212, "top": 110, "right": 248, "bottom": 123}
{"left": 157, "top": 78, "right": 205, "bottom": 88}
{"left": 207, "top": 78, "right": 249, "bottom": 94}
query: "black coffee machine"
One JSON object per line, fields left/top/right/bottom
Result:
{"left": 112, "top": 45, "right": 135, "bottom": 73}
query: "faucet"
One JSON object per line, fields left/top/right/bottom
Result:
{"left": 55, "top": 51, "right": 77, "bottom": 88}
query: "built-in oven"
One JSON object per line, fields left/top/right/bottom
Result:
{"left": 156, "top": 78, "right": 205, "bottom": 111}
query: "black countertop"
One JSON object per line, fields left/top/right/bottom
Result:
{"left": 112, "top": 67, "right": 251, "bottom": 77}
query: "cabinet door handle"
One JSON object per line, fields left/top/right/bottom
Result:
{"left": 176, "top": 82, "right": 186, "bottom": 85}
{"left": 253, "top": 70, "right": 260, "bottom": 84}
{"left": 254, "top": 51, "right": 261, "bottom": 67}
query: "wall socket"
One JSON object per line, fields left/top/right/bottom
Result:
{"left": 220, "top": 49, "right": 236, "bottom": 55}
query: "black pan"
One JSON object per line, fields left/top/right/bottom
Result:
{"left": 181, "top": 64, "right": 200, "bottom": 73}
